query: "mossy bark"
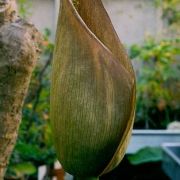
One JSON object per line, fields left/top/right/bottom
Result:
{"left": 0, "top": 1, "right": 42, "bottom": 179}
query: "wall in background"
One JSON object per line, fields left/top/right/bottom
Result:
{"left": 28, "top": 0, "right": 56, "bottom": 39}
{"left": 103, "top": 0, "right": 164, "bottom": 45}
{"left": 28, "top": 0, "right": 165, "bottom": 45}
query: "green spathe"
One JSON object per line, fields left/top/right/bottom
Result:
{"left": 51, "top": 0, "right": 136, "bottom": 177}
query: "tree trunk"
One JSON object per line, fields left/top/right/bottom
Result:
{"left": 0, "top": 1, "right": 42, "bottom": 179}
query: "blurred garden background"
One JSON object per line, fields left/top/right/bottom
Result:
{"left": 5, "top": 0, "right": 180, "bottom": 179}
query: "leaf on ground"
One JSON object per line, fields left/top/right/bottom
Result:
{"left": 10, "top": 162, "right": 36, "bottom": 176}
{"left": 127, "top": 147, "right": 163, "bottom": 165}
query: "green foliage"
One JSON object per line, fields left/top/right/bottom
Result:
{"left": 130, "top": 0, "right": 180, "bottom": 129}
{"left": 7, "top": 162, "right": 36, "bottom": 179}
{"left": 17, "top": 0, "right": 32, "bottom": 18}
{"left": 130, "top": 37, "right": 180, "bottom": 129}
{"left": 127, "top": 147, "right": 163, "bottom": 165}
{"left": 155, "top": 0, "right": 180, "bottom": 26}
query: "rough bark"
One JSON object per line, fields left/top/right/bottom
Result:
{"left": 0, "top": 1, "right": 42, "bottom": 179}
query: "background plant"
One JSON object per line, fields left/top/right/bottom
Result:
{"left": 130, "top": 37, "right": 180, "bottom": 129}
{"left": 129, "top": 0, "right": 180, "bottom": 129}
{"left": 154, "top": 0, "right": 180, "bottom": 36}
{"left": 17, "top": 0, "right": 32, "bottom": 18}
{"left": 155, "top": 0, "right": 180, "bottom": 25}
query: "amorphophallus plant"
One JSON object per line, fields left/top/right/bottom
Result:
{"left": 50, "top": 0, "right": 136, "bottom": 179}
